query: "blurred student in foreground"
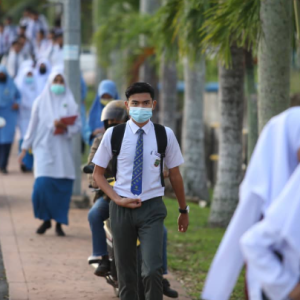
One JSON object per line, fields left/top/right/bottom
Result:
{"left": 202, "top": 107, "right": 300, "bottom": 300}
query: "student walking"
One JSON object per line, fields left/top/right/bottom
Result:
{"left": 15, "top": 64, "right": 39, "bottom": 172}
{"left": 0, "top": 65, "right": 21, "bottom": 173}
{"left": 93, "top": 82, "right": 189, "bottom": 300}
{"left": 19, "top": 68, "right": 81, "bottom": 236}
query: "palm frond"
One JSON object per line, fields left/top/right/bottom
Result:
{"left": 200, "top": 0, "right": 261, "bottom": 65}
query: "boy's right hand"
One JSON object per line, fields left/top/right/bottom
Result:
{"left": 115, "top": 197, "right": 142, "bottom": 209}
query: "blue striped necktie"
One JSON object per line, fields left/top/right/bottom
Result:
{"left": 131, "top": 129, "right": 144, "bottom": 196}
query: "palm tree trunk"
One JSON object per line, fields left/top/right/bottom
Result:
{"left": 139, "top": 0, "right": 161, "bottom": 122}
{"left": 159, "top": 52, "right": 177, "bottom": 132}
{"left": 181, "top": 56, "right": 209, "bottom": 201}
{"left": 245, "top": 49, "right": 258, "bottom": 160}
{"left": 209, "top": 46, "right": 244, "bottom": 227}
{"left": 258, "top": 0, "right": 292, "bottom": 132}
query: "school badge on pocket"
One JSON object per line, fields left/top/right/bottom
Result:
{"left": 154, "top": 159, "right": 160, "bottom": 167}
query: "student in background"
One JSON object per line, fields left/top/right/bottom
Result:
{"left": 19, "top": 68, "right": 81, "bottom": 236}
{"left": 15, "top": 64, "right": 39, "bottom": 172}
{"left": 35, "top": 58, "right": 51, "bottom": 95}
{"left": 0, "top": 65, "right": 21, "bottom": 174}
{"left": 86, "top": 80, "right": 119, "bottom": 145}
{"left": 2, "top": 41, "right": 30, "bottom": 78}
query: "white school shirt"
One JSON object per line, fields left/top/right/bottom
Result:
{"left": 241, "top": 221, "right": 299, "bottom": 300}
{"left": 92, "top": 119, "right": 184, "bottom": 201}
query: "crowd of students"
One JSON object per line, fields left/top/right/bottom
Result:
{"left": 0, "top": 7, "right": 63, "bottom": 76}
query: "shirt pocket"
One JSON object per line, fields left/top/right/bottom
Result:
{"left": 149, "top": 151, "right": 161, "bottom": 172}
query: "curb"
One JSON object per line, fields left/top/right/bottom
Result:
{"left": 0, "top": 243, "right": 8, "bottom": 299}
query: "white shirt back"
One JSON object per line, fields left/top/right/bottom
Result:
{"left": 92, "top": 119, "right": 184, "bottom": 201}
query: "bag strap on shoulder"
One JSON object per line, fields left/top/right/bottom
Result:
{"left": 154, "top": 123, "right": 168, "bottom": 187}
{"left": 111, "top": 123, "right": 126, "bottom": 180}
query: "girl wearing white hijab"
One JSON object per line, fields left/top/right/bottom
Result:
{"left": 19, "top": 68, "right": 81, "bottom": 236}
{"left": 202, "top": 107, "right": 300, "bottom": 300}
{"left": 35, "top": 58, "right": 51, "bottom": 95}
{"left": 241, "top": 148, "right": 300, "bottom": 300}
{"left": 15, "top": 64, "right": 39, "bottom": 172}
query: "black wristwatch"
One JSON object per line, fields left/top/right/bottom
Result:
{"left": 179, "top": 205, "right": 190, "bottom": 214}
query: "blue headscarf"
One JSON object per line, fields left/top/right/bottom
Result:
{"left": 0, "top": 65, "right": 21, "bottom": 144}
{"left": 0, "top": 65, "right": 19, "bottom": 108}
{"left": 88, "top": 80, "right": 119, "bottom": 131}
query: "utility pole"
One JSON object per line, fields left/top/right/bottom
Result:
{"left": 93, "top": 0, "right": 107, "bottom": 87}
{"left": 63, "top": 0, "right": 88, "bottom": 207}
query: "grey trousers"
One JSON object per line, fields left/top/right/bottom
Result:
{"left": 110, "top": 197, "right": 167, "bottom": 300}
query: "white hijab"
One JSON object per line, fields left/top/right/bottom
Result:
{"left": 35, "top": 58, "right": 51, "bottom": 95}
{"left": 202, "top": 107, "right": 300, "bottom": 300}
{"left": 37, "top": 67, "right": 78, "bottom": 130}
{"left": 15, "top": 65, "right": 39, "bottom": 110}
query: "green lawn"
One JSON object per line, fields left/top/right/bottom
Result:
{"left": 164, "top": 198, "right": 245, "bottom": 300}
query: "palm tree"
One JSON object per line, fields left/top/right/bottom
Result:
{"left": 258, "top": 0, "right": 292, "bottom": 131}
{"left": 159, "top": 53, "right": 178, "bottom": 132}
{"left": 139, "top": 0, "right": 161, "bottom": 123}
{"left": 245, "top": 49, "right": 258, "bottom": 159}
{"left": 181, "top": 56, "right": 209, "bottom": 201}
{"left": 209, "top": 46, "right": 245, "bottom": 227}
{"left": 157, "top": 0, "right": 209, "bottom": 200}
{"left": 200, "top": 0, "right": 259, "bottom": 226}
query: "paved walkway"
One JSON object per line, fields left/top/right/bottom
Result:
{"left": 0, "top": 143, "right": 190, "bottom": 300}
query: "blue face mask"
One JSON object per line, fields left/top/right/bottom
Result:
{"left": 129, "top": 107, "right": 153, "bottom": 123}
{"left": 50, "top": 84, "right": 65, "bottom": 95}
{"left": 25, "top": 77, "right": 34, "bottom": 84}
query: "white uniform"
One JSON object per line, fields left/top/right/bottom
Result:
{"left": 15, "top": 65, "right": 39, "bottom": 139}
{"left": 202, "top": 107, "right": 300, "bottom": 300}
{"left": 241, "top": 163, "right": 300, "bottom": 300}
{"left": 22, "top": 68, "right": 81, "bottom": 179}
{"left": 92, "top": 119, "right": 184, "bottom": 201}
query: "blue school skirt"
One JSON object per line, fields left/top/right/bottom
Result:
{"left": 32, "top": 177, "right": 74, "bottom": 225}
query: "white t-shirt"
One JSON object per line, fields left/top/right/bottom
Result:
{"left": 92, "top": 119, "right": 184, "bottom": 201}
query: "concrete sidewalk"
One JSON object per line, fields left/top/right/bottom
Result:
{"left": 0, "top": 143, "right": 190, "bottom": 300}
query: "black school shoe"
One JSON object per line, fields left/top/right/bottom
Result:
{"left": 94, "top": 255, "right": 110, "bottom": 277}
{"left": 56, "top": 223, "right": 66, "bottom": 236}
{"left": 0, "top": 168, "right": 8, "bottom": 174}
{"left": 36, "top": 220, "right": 52, "bottom": 234}
{"left": 163, "top": 278, "right": 178, "bottom": 298}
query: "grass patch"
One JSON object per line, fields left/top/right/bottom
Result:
{"left": 164, "top": 198, "right": 245, "bottom": 300}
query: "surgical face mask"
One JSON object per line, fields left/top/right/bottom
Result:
{"left": 100, "top": 98, "right": 113, "bottom": 106}
{"left": 39, "top": 67, "right": 47, "bottom": 74}
{"left": 50, "top": 84, "right": 65, "bottom": 95}
{"left": 25, "top": 77, "right": 34, "bottom": 84}
{"left": 129, "top": 107, "right": 152, "bottom": 124}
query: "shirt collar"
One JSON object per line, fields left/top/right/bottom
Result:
{"left": 128, "top": 119, "right": 152, "bottom": 135}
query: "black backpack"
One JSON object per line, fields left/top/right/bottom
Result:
{"left": 111, "top": 123, "right": 167, "bottom": 187}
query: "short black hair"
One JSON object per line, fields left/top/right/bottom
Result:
{"left": 55, "top": 32, "right": 63, "bottom": 39}
{"left": 25, "top": 6, "right": 33, "bottom": 12}
{"left": 39, "top": 29, "right": 45, "bottom": 36}
{"left": 125, "top": 82, "right": 155, "bottom": 100}
{"left": 12, "top": 40, "right": 19, "bottom": 46}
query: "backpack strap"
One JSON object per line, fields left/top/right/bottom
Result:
{"left": 154, "top": 123, "right": 168, "bottom": 187}
{"left": 111, "top": 123, "right": 126, "bottom": 180}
